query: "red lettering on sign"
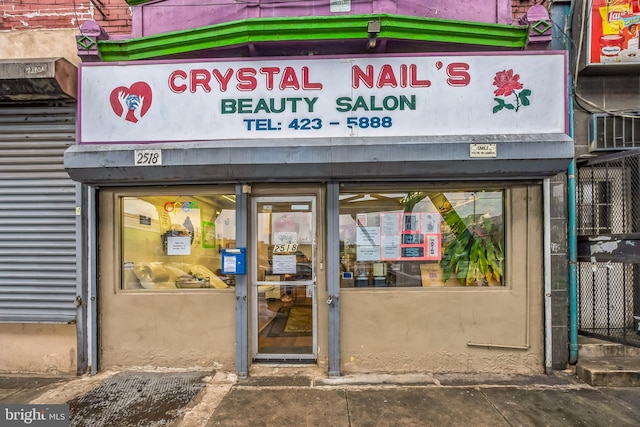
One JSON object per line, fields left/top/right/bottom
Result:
{"left": 168, "top": 66, "right": 322, "bottom": 93}
{"left": 190, "top": 69, "right": 211, "bottom": 93}
{"left": 168, "top": 70, "right": 187, "bottom": 93}
{"left": 280, "top": 67, "right": 300, "bottom": 90}
{"left": 352, "top": 64, "right": 430, "bottom": 89}
{"left": 237, "top": 68, "right": 257, "bottom": 91}
{"left": 212, "top": 69, "right": 233, "bottom": 91}
{"left": 260, "top": 67, "right": 280, "bottom": 90}
{"left": 446, "top": 63, "right": 471, "bottom": 87}
{"left": 301, "top": 67, "right": 322, "bottom": 90}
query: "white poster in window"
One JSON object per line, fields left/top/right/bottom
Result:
{"left": 357, "top": 226, "right": 380, "bottom": 246}
{"left": 167, "top": 236, "right": 191, "bottom": 255}
{"left": 357, "top": 245, "right": 380, "bottom": 261}
{"left": 422, "top": 212, "right": 441, "bottom": 234}
{"left": 381, "top": 213, "right": 400, "bottom": 235}
{"left": 272, "top": 255, "right": 297, "bottom": 274}
{"left": 381, "top": 235, "right": 400, "bottom": 259}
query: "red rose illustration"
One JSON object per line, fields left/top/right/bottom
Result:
{"left": 492, "top": 69, "right": 531, "bottom": 114}
{"left": 492, "top": 69, "right": 524, "bottom": 97}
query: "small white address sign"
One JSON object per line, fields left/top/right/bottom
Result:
{"left": 134, "top": 149, "right": 162, "bottom": 166}
{"left": 469, "top": 143, "right": 497, "bottom": 158}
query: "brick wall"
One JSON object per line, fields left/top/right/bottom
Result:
{"left": 512, "top": 0, "right": 546, "bottom": 23}
{"left": 2, "top": 0, "right": 542, "bottom": 37}
{"left": 0, "top": 0, "right": 131, "bottom": 35}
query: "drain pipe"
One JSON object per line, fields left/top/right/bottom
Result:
{"left": 561, "top": 0, "right": 579, "bottom": 366}
{"left": 568, "top": 158, "right": 578, "bottom": 364}
{"left": 544, "top": 179, "right": 553, "bottom": 374}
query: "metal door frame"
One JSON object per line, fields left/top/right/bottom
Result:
{"left": 250, "top": 195, "right": 318, "bottom": 361}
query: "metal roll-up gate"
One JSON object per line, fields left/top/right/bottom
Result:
{"left": 0, "top": 101, "right": 78, "bottom": 323}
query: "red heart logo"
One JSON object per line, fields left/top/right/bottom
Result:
{"left": 110, "top": 82, "right": 153, "bottom": 123}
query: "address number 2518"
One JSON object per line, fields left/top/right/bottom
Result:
{"left": 134, "top": 149, "right": 162, "bottom": 166}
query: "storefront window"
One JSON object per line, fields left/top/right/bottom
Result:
{"left": 339, "top": 189, "right": 505, "bottom": 287}
{"left": 121, "top": 194, "right": 236, "bottom": 290}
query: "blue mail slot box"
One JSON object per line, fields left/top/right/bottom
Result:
{"left": 222, "top": 248, "right": 246, "bottom": 275}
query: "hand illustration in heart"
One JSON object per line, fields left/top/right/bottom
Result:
{"left": 109, "top": 82, "right": 152, "bottom": 123}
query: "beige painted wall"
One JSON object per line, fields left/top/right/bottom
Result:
{"left": 98, "top": 184, "right": 543, "bottom": 375}
{"left": 99, "top": 291, "right": 237, "bottom": 369}
{"left": 98, "top": 190, "right": 237, "bottom": 370}
{"left": 340, "top": 185, "right": 544, "bottom": 374}
{"left": 0, "top": 324, "right": 77, "bottom": 374}
{"left": 0, "top": 29, "right": 80, "bottom": 65}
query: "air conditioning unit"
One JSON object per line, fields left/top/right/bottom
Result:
{"left": 590, "top": 113, "right": 640, "bottom": 151}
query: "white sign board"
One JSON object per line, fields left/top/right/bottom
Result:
{"left": 79, "top": 53, "right": 567, "bottom": 144}
{"left": 167, "top": 236, "right": 191, "bottom": 255}
{"left": 272, "top": 255, "right": 297, "bottom": 274}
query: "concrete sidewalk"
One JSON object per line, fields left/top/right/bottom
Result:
{"left": 2, "top": 367, "right": 640, "bottom": 426}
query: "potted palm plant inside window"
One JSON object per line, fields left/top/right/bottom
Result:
{"left": 439, "top": 207, "right": 504, "bottom": 286}
{"left": 402, "top": 191, "right": 504, "bottom": 286}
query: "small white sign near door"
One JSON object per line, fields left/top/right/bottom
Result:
{"left": 167, "top": 236, "right": 191, "bottom": 255}
{"left": 272, "top": 255, "right": 297, "bottom": 274}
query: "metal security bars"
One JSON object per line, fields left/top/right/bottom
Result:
{"left": 576, "top": 150, "right": 640, "bottom": 347}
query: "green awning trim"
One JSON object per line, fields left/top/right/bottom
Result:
{"left": 97, "top": 14, "right": 529, "bottom": 62}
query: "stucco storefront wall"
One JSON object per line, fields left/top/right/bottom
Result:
{"left": 99, "top": 292, "right": 236, "bottom": 369}
{"left": 0, "top": 29, "right": 80, "bottom": 65}
{"left": 0, "top": 324, "right": 77, "bottom": 374}
{"left": 97, "top": 190, "right": 236, "bottom": 370}
{"left": 340, "top": 185, "right": 544, "bottom": 375}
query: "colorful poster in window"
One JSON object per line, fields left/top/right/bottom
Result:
{"left": 378, "top": 212, "right": 441, "bottom": 261}
{"left": 202, "top": 221, "right": 216, "bottom": 248}
{"left": 589, "top": 0, "right": 640, "bottom": 64}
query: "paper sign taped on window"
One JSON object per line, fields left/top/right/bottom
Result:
{"left": 272, "top": 255, "right": 297, "bottom": 274}
{"left": 167, "top": 236, "right": 191, "bottom": 255}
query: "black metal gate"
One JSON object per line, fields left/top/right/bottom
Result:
{"left": 577, "top": 149, "right": 640, "bottom": 347}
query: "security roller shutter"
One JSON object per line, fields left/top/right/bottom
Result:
{"left": 0, "top": 101, "right": 77, "bottom": 323}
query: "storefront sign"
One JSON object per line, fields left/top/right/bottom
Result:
{"left": 589, "top": 0, "right": 640, "bottom": 64}
{"left": 79, "top": 52, "right": 567, "bottom": 144}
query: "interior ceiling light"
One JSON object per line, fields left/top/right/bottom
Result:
{"left": 349, "top": 194, "right": 377, "bottom": 203}
{"left": 222, "top": 195, "right": 236, "bottom": 203}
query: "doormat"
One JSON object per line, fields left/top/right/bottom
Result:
{"left": 67, "top": 371, "right": 210, "bottom": 427}
{"left": 267, "top": 305, "right": 312, "bottom": 337}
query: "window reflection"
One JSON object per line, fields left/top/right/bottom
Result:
{"left": 339, "top": 190, "right": 505, "bottom": 287}
{"left": 121, "top": 194, "right": 236, "bottom": 290}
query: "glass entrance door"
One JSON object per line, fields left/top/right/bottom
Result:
{"left": 252, "top": 196, "right": 316, "bottom": 360}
